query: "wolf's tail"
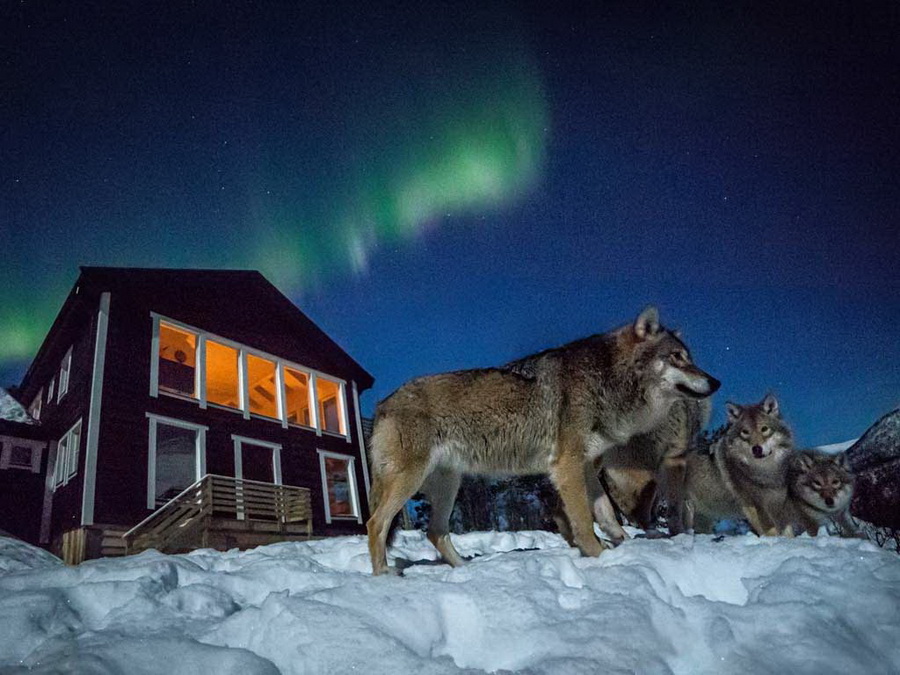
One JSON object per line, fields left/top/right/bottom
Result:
{"left": 366, "top": 415, "right": 409, "bottom": 545}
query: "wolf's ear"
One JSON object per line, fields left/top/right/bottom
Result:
{"left": 634, "top": 306, "right": 660, "bottom": 340}
{"left": 794, "top": 452, "right": 815, "bottom": 471}
{"left": 834, "top": 452, "right": 851, "bottom": 471}
{"left": 726, "top": 402, "right": 742, "bottom": 421}
{"left": 761, "top": 393, "right": 779, "bottom": 416}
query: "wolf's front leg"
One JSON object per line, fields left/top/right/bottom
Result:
{"left": 552, "top": 434, "right": 606, "bottom": 557}
{"left": 835, "top": 511, "right": 866, "bottom": 539}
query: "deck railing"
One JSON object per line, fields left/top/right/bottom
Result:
{"left": 124, "top": 474, "right": 312, "bottom": 554}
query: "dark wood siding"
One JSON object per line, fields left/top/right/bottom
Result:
{"left": 90, "top": 280, "right": 371, "bottom": 536}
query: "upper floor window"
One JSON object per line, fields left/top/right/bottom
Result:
{"left": 57, "top": 347, "right": 72, "bottom": 402}
{"left": 247, "top": 354, "right": 278, "bottom": 419}
{"left": 47, "top": 377, "right": 55, "bottom": 403}
{"left": 150, "top": 315, "right": 350, "bottom": 438}
{"left": 206, "top": 339, "right": 240, "bottom": 408}
{"left": 317, "top": 378, "right": 346, "bottom": 436}
{"left": 158, "top": 323, "right": 197, "bottom": 398}
{"left": 28, "top": 389, "right": 42, "bottom": 421}
{"left": 284, "top": 367, "right": 311, "bottom": 426}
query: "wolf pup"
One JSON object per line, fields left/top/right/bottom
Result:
{"left": 685, "top": 394, "right": 794, "bottom": 535}
{"left": 787, "top": 451, "right": 862, "bottom": 537}
{"left": 366, "top": 307, "right": 720, "bottom": 575}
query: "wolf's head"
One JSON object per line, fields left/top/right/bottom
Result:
{"left": 723, "top": 394, "right": 793, "bottom": 462}
{"left": 789, "top": 451, "right": 854, "bottom": 513}
{"left": 625, "top": 306, "right": 720, "bottom": 400}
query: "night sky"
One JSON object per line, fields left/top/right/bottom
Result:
{"left": 2, "top": 1, "right": 898, "bottom": 446}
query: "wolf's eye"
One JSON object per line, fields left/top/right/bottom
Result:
{"left": 668, "top": 353, "right": 681, "bottom": 364}
{"left": 760, "top": 426, "right": 769, "bottom": 434}
{"left": 831, "top": 479, "right": 841, "bottom": 488}
{"left": 812, "top": 481, "right": 822, "bottom": 489}
{"left": 740, "top": 428, "right": 750, "bottom": 438}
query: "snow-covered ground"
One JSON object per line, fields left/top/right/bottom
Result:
{"left": 1, "top": 529, "right": 899, "bottom": 674}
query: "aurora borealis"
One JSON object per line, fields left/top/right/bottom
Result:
{"left": 2, "top": 1, "right": 898, "bottom": 445}
{"left": 3, "top": 1, "right": 546, "bottom": 351}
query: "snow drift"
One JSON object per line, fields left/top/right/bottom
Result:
{"left": 0, "top": 530, "right": 898, "bottom": 674}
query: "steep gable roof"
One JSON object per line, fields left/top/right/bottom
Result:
{"left": 79, "top": 267, "right": 374, "bottom": 389}
{"left": 19, "top": 267, "right": 373, "bottom": 396}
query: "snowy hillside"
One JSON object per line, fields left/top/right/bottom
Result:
{"left": 0, "top": 387, "right": 35, "bottom": 424}
{"left": 1, "top": 531, "right": 898, "bottom": 674}
{"left": 847, "top": 408, "right": 900, "bottom": 471}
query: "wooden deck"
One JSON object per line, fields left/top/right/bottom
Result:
{"left": 124, "top": 474, "right": 313, "bottom": 555}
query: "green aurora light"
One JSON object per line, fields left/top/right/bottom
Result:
{"left": 0, "top": 5, "right": 548, "bottom": 372}
{"left": 249, "top": 11, "right": 548, "bottom": 292}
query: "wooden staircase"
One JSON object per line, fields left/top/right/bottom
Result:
{"left": 124, "top": 474, "right": 313, "bottom": 555}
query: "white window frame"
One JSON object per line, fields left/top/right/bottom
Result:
{"left": 28, "top": 389, "right": 42, "bottom": 421}
{"left": 317, "top": 449, "right": 362, "bottom": 524}
{"left": 146, "top": 413, "right": 208, "bottom": 509}
{"left": 57, "top": 347, "right": 72, "bottom": 402}
{"left": 47, "top": 378, "right": 54, "bottom": 403}
{"left": 317, "top": 378, "right": 349, "bottom": 439}
{"left": 149, "top": 313, "right": 350, "bottom": 438}
{"left": 0, "top": 436, "right": 45, "bottom": 473}
{"left": 53, "top": 419, "right": 82, "bottom": 489}
{"left": 231, "top": 435, "right": 283, "bottom": 484}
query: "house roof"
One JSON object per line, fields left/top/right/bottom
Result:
{"left": 20, "top": 267, "right": 374, "bottom": 395}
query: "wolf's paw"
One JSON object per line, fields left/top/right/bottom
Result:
{"left": 577, "top": 537, "right": 607, "bottom": 557}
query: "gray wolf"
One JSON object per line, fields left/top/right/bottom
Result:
{"left": 366, "top": 307, "right": 720, "bottom": 575}
{"left": 554, "top": 397, "right": 711, "bottom": 545}
{"left": 787, "top": 451, "right": 862, "bottom": 537}
{"left": 599, "top": 397, "right": 711, "bottom": 537}
{"left": 685, "top": 394, "right": 794, "bottom": 535}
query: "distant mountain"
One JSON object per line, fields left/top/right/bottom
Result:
{"left": 846, "top": 408, "right": 900, "bottom": 529}
{"left": 814, "top": 439, "right": 857, "bottom": 455}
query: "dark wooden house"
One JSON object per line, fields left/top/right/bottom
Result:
{"left": 12, "top": 267, "right": 374, "bottom": 563}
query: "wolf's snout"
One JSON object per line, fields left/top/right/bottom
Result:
{"left": 824, "top": 496, "right": 835, "bottom": 507}
{"left": 707, "top": 376, "right": 721, "bottom": 394}
{"left": 752, "top": 445, "right": 764, "bottom": 458}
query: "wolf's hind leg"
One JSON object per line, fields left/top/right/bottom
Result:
{"left": 421, "top": 468, "right": 465, "bottom": 567}
{"left": 586, "top": 468, "right": 627, "bottom": 545}
{"left": 367, "top": 462, "right": 429, "bottom": 576}
{"left": 660, "top": 453, "right": 688, "bottom": 535}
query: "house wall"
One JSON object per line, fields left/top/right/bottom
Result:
{"left": 0, "top": 427, "right": 48, "bottom": 543}
{"left": 17, "top": 304, "right": 100, "bottom": 545}
{"left": 90, "top": 283, "right": 371, "bottom": 538}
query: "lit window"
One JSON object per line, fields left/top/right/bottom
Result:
{"left": 57, "top": 348, "right": 72, "bottom": 402}
{"left": 206, "top": 340, "right": 240, "bottom": 409}
{"left": 247, "top": 354, "right": 278, "bottom": 418}
{"left": 317, "top": 378, "right": 346, "bottom": 435}
{"left": 284, "top": 367, "right": 312, "bottom": 427}
{"left": 319, "top": 452, "right": 359, "bottom": 521}
{"left": 159, "top": 323, "right": 197, "bottom": 398}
